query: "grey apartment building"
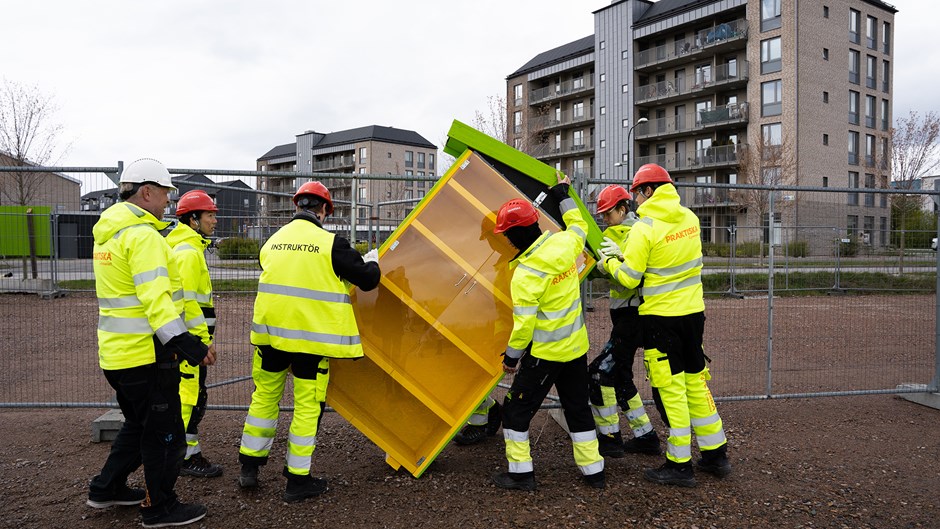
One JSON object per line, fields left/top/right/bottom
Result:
{"left": 256, "top": 125, "right": 437, "bottom": 240}
{"left": 507, "top": 0, "right": 897, "bottom": 245}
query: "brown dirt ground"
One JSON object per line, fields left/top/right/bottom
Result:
{"left": 1, "top": 394, "right": 938, "bottom": 529}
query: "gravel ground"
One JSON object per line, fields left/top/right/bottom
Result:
{"left": 1, "top": 394, "right": 938, "bottom": 529}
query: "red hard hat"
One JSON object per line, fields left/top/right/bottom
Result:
{"left": 630, "top": 163, "right": 673, "bottom": 192}
{"left": 175, "top": 189, "right": 218, "bottom": 217}
{"left": 494, "top": 199, "right": 539, "bottom": 234}
{"left": 293, "top": 181, "right": 334, "bottom": 215}
{"left": 596, "top": 184, "right": 633, "bottom": 214}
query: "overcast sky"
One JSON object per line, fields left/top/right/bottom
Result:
{"left": 1, "top": 0, "right": 934, "bottom": 182}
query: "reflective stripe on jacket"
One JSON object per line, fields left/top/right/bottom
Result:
{"left": 250, "top": 218, "right": 363, "bottom": 358}
{"left": 506, "top": 197, "right": 589, "bottom": 362}
{"left": 603, "top": 183, "right": 704, "bottom": 316}
{"left": 603, "top": 217, "right": 641, "bottom": 310}
{"left": 166, "top": 223, "right": 214, "bottom": 346}
{"left": 93, "top": 202, "right": 187, "bottom": 370}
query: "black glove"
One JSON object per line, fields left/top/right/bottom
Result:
{"left": 166, "top": 332, "right": 208, "bottom": 366}
{"left": 502, "top": 351, "right": 520, "bottom": 369}
{"left": 549, "top": 182, "right": 570, "bottom": 203}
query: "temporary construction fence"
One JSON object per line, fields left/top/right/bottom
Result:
{"left": 0, "top": 164, "right": 938, "bottom": 411}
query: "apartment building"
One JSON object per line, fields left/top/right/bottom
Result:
{"left": 256, "top": 126, "right": 437, "bottom": 239}
{"left": 507, "top": 0, "right": 897, "bottom": 246}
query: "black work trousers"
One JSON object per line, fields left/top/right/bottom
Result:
{"left": 90, "top": 363, "right": 186, "bottom": 511}
{"left": 502, "top": 352, "right": 595, "bottom": 435}
{"left": 589, "top": 306, "right": 644, "bottom": 407}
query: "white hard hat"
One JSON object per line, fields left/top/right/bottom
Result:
{"left": 119, "top": 158, "right": 177, "bottom": 190}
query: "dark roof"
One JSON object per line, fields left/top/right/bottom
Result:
{"left": 636, "top": 0, "right": 719, "bottom": 25}
{"left": 507, "top": 35, "right": 595, "bottom": 79}
{"left": 861, "top": 0, "right": 897, "bottom": 14}
{"left": 310, "top": 125, "right": 435, "bottom": 150}
{"left": 81, "top": 188, "right": 118, "bottom": 200}
{"left": 175, "top": 173, "right": 214, "bottom": 184}
{"left": 257, "top": 142, "right": 297, "bottom": 161}
{"left": 222, "top": 180, "right": 252, "bottom": 190}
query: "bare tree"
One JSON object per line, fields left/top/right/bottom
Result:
{"left": 732, "top": 129, "right": 796, "bottom": 265}
{"left": 888, "top": 110, "right": 940, "bottom": 270}
{"left": 473, "top": 94, "right": 509, "bottom": 143}
{"left": 0, "top": 78, "right": 68, "bottom": 279}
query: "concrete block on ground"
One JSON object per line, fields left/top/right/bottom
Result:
{"left": 896, "top": 383, "right": 940, "bottom": 411}
{"left": 92, "top": 409, "right": 124, "bottom": 442}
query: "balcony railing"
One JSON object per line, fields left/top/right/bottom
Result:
{"left": 532, "top": 108, "right": 595, "bottom": 131}
{"left": 530, "top": 137, "right": 595, "bottom": 158}
{"left": 313, "top": 156, "right": 355, "bottom": 171}
{"left": 634, "top": 144, "right": 744, "bottom": 173}
{"left": 634, "top": 19, "right": 747, "bottom": 70}
{"left": 530, "top": 77, "right": 595, "bottom": 105}
{"left": 635, "top": 61, "right": 748, "bottom": 104}
{"left": 691, "top": 187, "right": 734, "bottom": 207}
{"left": 635, "top": 102, "right": 748, "bottom": 139}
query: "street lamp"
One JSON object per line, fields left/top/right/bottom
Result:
{"left": 615, "top": 117, "right": 648, "bottom": 185}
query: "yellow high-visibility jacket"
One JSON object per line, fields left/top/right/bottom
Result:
{"left": 505, "top": 196, "right": 589, "bottom": 363}
{"left": 166, "top": 223, "right": 214, "bottom": 346}
{"left": 603, "top": 183, "right": 704, "bottom": 317}
{"left": 250, "top": 218, "right": 363, "bottom": 359}
{"left": 603, "top": 215, "right": 641, "bottom": 310}
{"left": 93, "top": 202, "right": 187, "bottom": 370}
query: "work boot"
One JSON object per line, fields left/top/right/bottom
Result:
{"left": 697, "top": 446, "right": 732, "bottom": 478}
{"left": 491, "top": 471, "right": 536, "bottom": 491}
{"left": 141, "top": 500, "right": 207, "bottom": 528}
{"left": 453, "top": 425, "right": 487, "bottom": 446}
{"left": 624, "top": 430, "right": 661, "bottom": 455}
{"left": 485, "top": 401, "right": 502, "bottom": 436}
{"left": 644, "top": 462, "right": 697, "bottom": 488}
{"left": 583, "top": 469, "right": 606, "bottom": 489}
{"left": 282, "top": 468, "right": 328, "bottom": 503}
{"left": 238, "top": 464, "right": 259, "bottom": 489}
{"left": 598, "top": 432, "right": 625, "bottom": 458}
{"left": 180, "top": 453, "right": 223, "bottom": 478}
{"left": 86, "top": 484, "right": 146, "bottom": 508}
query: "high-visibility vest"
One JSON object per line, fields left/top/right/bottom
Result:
{"left": 167, "top": 223, "right": 214, "bottom": 346}
{"left": 603, "top": 219, "right": 641, "bottom": 310}
{"left": 506, "top": 197, "right": 589, "bottom": 363}
{"left": 250, "top": 218, "right": 363, "bottom": 358}
{"left": 93, "top": 202, "right": 187, "bottom": 370}
{"left": 603, "top": 183, "right": 704, "bottom": 316}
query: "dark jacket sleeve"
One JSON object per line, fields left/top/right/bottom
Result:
{"left": 331, "top": 236, "right": 381, "bottom": 291}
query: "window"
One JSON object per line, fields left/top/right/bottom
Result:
{"left": 847, "top": 215, "right": 858, "bottom": 235}
{"left": 848, "top": 131, "right": 859, "bottom": 165}
{"left": 417, "top": 152, "right": 425, "bottom": 169}
{"left": 848, "top": 172, "right": 859, "bottom": 205}
{"left": 823, "top": 5, "right": 829, "bottom": 18}
{"left": 359, "top": 147, "right": 367, "bottom": 162}
{"left": 600, "top": 139, "right": 606, "bottom": 148}
{"left": 405, "top": 170, "right": 413, "bottom": 176}
{"left": 882, "top": 60, "right": 889, "bottom": 92}
{"left": 513, "top": 138, "right": 522, "bottom": 149}
{"left": 761, "top": 0, "right": 781, "bottom": 31}
{"left": 513, "top": 84, "right": 523, "bottom": 106}
{"left": 823, "top": 91, "right": 829, "bottom": 103}
{"left": 513, "top": 111, "right": 522, "bottom": 133}
{"left": 762, "top": 122, "right": 782, "bottom": 147}
{"left": 600, "top": 40, "right": 606, "bottom": 50}
{"left": 573, "top": 101, "right": 585, "bottom": 119}
{"left": 622, "top": 84, "right": 629, "bottom": 93}
{"left": 880, "top": 137, "right": 889, "bottom": 169}
{"left": 573, "top": 72, "right": 584, "bottom": 89}
{"left": 761, "top": 80, "right": 782, "bottom": 116}
{"left": 823, "top": 48, "right": 829, "bottom": 60}
{"left": 359, "top": 167, "right": 366, "bottom": 174}
{"left": 849, "top": 90, "right": 859, "bottom": 124}
{"left": 428, "top": 153, "right": 435, "bottom": 170}
{"left": 865, "top": 174, "right": 875, "bottom": 207}
{"left": 573, "top": 130, "right": 585, "bottom": 148}
{"left": 761, "top": 37, "right": 782, "bottom": 73}
{"left": 600, "top": 73, "right": 606, "bottom": 82}
{"left": 883, "top": 22, "right": 891, "bottom": 54}
{"left": 621, "top": 50, "right": 629, "bottom": 60}
{"left": 849, "top": 49, "right": 860, "bottom": 84}
{"left": 865, "top": 134, "right": 875, "bottom": 166}
{"left": 823, "top": 134, "right": 829, "bottom": 145}
{"left": 866, "top": 16, "right": 877, "bottom": 50}
{"left": 881, "top": 99, "right": 889, "bottom": 131}
{"left": 823, "top": 176, "right": 829, "bottom": 187}
{"left": 600, "top": 106, "right": 606, "bottom": 115}
{"left": 404, "top": 150, "right": 414, "bottom": 167}
{"left": 866, "top": 55, "right": 876, "bottom": 89}
{"left": 358, "top": 187, "right": 367, "bottom": 201}
{"left": 387, "top": 152, "right": 392, "bottom": 158}
{"left": 622, "top": 119, "right": 629, "bottom": 128}
{"left": 849, "top": 9, "right": 860, "bottom": 44}
{"left": 865, "top": 95, "right": 876, "bottom": 128}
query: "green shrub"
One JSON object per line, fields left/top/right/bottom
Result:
{"left": 786, "top": 240, "right": 808, "bottom": 258}
{"left": 838, "top": 238, "right": 859, "bottom": 257}
{"left": 217, "top": 237, "right": 260, "bottom": 260}
{"left": 354, "top": 241, "right": 369, "bottom": 254}
{"left": 702, "top": 242, "right": 731, "bottom": 257}
{"left": 738, "top": 241, "right": 768, "bottom": 257}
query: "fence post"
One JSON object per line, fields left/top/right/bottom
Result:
{"left": 725, "top": 225, "right": 743, "bottom": 298}
{"left": 934, "top": 217, "right": 940, "bottom": 392}
{"left": 765, "top": 191, "right": 775, "bottom": 397}
{"left": 350, "top": 176, "right": 358, "bottom": 246}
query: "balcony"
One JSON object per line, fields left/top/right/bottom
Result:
{"left": 635, "top": 102, "right": 748, "bottom": 140}
{"left": 530, "top": 77, "right": 595, "bottom": 105}
{"left": 634, "top": 19, "right": 748, "bottom": 71}
{"left": 532, "top": 108, "right": 595, "bottom": 132}
{"left": 530, "top": 136, "right": 595, "bottom": 159}
{"left": 690, "top": 187, "right": 735, "bottom": 207}
{"left": 313, "top": 155, "right": 355, "bottom": 171}
{"left": 636, "top": 144, "right": 742, "bottom": 173}
{"left": 635, "top": 61, "right": 748, "bottom": 105}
